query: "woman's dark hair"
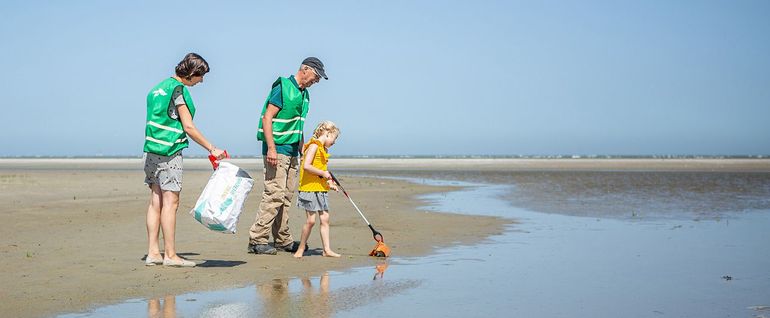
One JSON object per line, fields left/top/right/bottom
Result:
{"left": 175, "top": 53, "right": 210, "bottom": 80}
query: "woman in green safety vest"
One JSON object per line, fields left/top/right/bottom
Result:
{"left": 142, "top": 53, "right": 226, "bottom": 267}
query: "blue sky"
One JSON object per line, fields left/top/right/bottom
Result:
{"left": 1, "top": 1, "right": 768, "bottom": 156}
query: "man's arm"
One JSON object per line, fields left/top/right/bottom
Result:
{"left": 262, "top": 104, "right": 281, "bottom": 167}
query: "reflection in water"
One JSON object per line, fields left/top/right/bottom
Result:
{"left": 147, "top": 295, "right": 176, "bottom": 318}
{"left": 255, "top": 264, "right": 394, "bottom": 317}
{"left": 373, "top": 262, "right": 389, "bottom": 280}
{"left": 257, "top": 272, "right": 332, "bottom": 318}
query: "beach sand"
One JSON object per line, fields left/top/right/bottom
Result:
{"left": 0, "top": 160, "right": 509, "bottom": 318}
{"left": 2, "top": 158, "right": 769, "bottom": 317}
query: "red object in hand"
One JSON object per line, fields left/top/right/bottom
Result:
{"left": 208, "top": 150, "right": 229, "bottom": 170}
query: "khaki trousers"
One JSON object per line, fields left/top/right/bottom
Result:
{"left": 248, "top": 154, "right": 298, "bottom": 246}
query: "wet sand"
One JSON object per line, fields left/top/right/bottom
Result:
{"left": 0, "top": 159, "right": 509, "bottom": 318}
{"left": 2, "top": 158, "right": 769, "bottom": 317}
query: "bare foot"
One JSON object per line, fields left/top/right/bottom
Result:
{"left": 293, "top": 246, "right": 305, "bottom": 258}
{"left": 322, "top": 250, "right": 341, "bottom": 258}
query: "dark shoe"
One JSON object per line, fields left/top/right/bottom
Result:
{"left": 248, "top": 244, "right": 277, "bottom": 255}
{"left": 276, "top": 241, "right": 303, "bottom": 253}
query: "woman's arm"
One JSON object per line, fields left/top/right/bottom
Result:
{"left": 178, "top": 105, "right": 225, "bottom": 159}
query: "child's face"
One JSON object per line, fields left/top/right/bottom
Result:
{"left": 323, "top": 132, "right": 338, "bottom": 148}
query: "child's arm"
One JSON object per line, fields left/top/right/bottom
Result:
{"left": 302, "top": 144, "right": 331, "bottom": 179}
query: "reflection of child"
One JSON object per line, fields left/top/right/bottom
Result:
{"left": 294, "top": 121, "right": 341, "bottom": 258}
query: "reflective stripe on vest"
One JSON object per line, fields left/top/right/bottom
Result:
{"left": 256, "top": 115, "right": 306, "bottom": 135}
{"left": 145, "top": 136, "right": 188, "bottom": 147}
{"left": 147, "top": 121, "right": 184, "bottom": 134}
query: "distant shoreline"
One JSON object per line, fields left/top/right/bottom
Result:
{"left": 2, "top": 157, "right": 770, "bottom": 172}
{"left": 1, "top": 155, "right": 768, "bottom": 159}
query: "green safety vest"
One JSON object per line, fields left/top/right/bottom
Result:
{"left": 143, "top": 77, "right": 196, "bottom": 156}
{"left": 257, "top": 77, "right": 309, "bottom": 145}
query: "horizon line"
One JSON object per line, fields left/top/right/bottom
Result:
{"left": 1, "top": 154, "right": 768, "bottom": 159}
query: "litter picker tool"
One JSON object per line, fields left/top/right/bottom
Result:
{"left": 328, "top": 172, "right": 391, "bottom": 257}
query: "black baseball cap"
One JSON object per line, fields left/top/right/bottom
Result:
{"left": 302, "top": 57, "right": 328, "bottom": 80}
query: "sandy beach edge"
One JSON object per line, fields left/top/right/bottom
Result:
{"left": 0, "top": 165, "right": 512, "bottom": 318}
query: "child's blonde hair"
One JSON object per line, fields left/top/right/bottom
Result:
{"left": 312, "top": 120, "right": 340, "bottom": 138}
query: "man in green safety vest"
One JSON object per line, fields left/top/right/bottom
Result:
{"left": 248, "top": 57, "right": 328, "bottom": 255}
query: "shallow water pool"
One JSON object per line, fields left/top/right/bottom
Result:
{"left": 58, "top": 178, "right": 770, "bottom": 317}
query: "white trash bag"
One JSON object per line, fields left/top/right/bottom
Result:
{"left": 190, "top": 161, "right": 254, "bottom": 234}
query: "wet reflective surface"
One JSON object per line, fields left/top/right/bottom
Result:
{"left": 58, "top": 174, "right": 770, "bottom": 317}
{"left": 353, "top": 170, "right": 770, "bottom": 219}
{"left": 58, "top": 266, "right": 419, "bottom": 318}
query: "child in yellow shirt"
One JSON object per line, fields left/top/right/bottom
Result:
{"left": 294, "top": 121, "right": 341, "bottom": 258}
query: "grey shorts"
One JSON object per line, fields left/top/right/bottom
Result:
{"left": 143, "top": 152, "right": 183, "bottom": 192}
{"left": 297, "top": 191, "right": 330, "bottom": 212}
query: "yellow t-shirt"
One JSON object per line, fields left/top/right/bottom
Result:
{"left": 298, "top": 138, "right": 330, "bottom": 192}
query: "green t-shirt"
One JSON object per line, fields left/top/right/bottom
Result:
{"left": 262, "top": 75, "right": 303, "bottom": 156}
{"left": 261, "top": 141, "right": 300, "bottom": 157}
